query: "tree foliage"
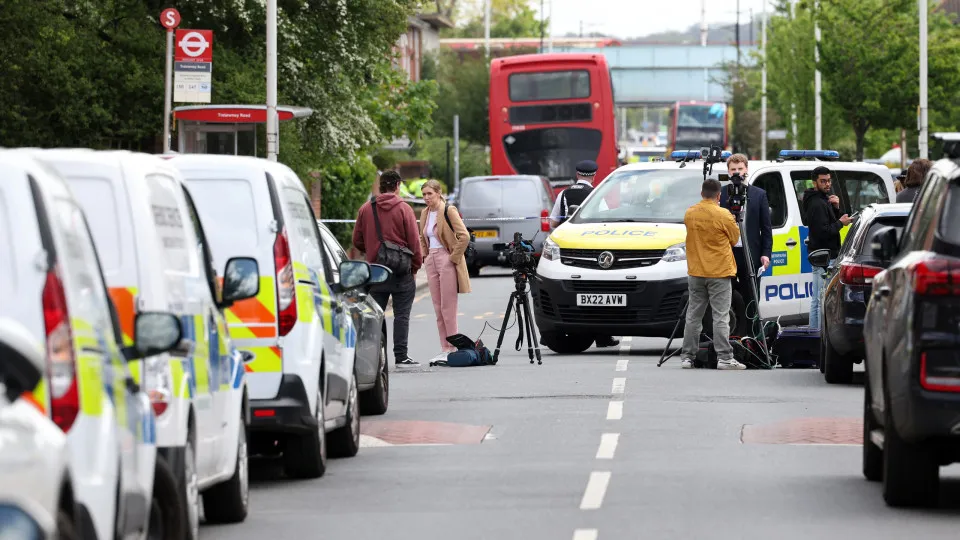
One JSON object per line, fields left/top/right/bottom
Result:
{"left": 445, "top": 0, "right": 545, "bottom": 38}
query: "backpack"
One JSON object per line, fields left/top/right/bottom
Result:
{"left": 443, "top": 205, "right": 477, "bottom": 260}
{"left": 429, "top": 333, "right": 495, "bottom": 367}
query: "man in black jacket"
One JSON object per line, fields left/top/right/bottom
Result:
{"left": 801, "top": 166, "right": 852, "bottom": 330}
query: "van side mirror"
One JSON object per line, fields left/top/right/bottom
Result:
{"left": 123, "top": 312, "right": 183, "bottom": 361}
{"left": 871, "top": 226, "right": 900, "bottom": 261}
{"left": 0, "top": 319, "right": 46, "bottom": 404}
{"left": 220, "top": 257, "right": 260, "bottom": 308}
{"left": 339, "top": 260, "right": 372, "bottom": 290}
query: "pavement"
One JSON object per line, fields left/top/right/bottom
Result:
{"left": 201, "top": 268, "right": 960, "bottom": 540}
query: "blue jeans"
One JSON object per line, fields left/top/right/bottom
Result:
{"left": 809, "top": 259, "right": 835, "bottom": 330}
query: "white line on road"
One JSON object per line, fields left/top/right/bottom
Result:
{"left": 606, "top": 401, "right": 623, "bottom": 420}
{"left": 611, "top": 377, "right": 626, "bottom": 394}
{"left": 595, "top": 433, "right": 620, "bottom": 459}
{"left": 615, "top": 359, "right": 629, "bottom": 371}
{"left": 622, "top": 336, "right": 632, "bottom": 343}
{"left": 573, "top": 529, "right": 598, "bottom": 540}
{"left": 619, "top": 344, "right": 630, "bottom": 355}
{"left": 579, "top": 471, "right": 611, "bottom": 510}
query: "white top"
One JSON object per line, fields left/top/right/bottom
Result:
{"left": 425, "top": 211, "right": 443, "bottom": 249}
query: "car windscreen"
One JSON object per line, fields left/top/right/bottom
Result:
{"left": 570, "top": 169, "right": 711, "bottom": 224}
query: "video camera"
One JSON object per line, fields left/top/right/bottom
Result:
{"left": 503, "top": 232, "right": 538, "bottom": 275}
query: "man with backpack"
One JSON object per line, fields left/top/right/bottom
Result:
{"left": 353, "top": 170, "right": 423, "bottom": 367}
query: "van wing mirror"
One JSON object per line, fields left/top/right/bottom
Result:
{"left": 369, "top": 264, "right": 391, "bottom": 285}
{"left": 220, "top": 257, "right": 260, "bottom": 308}
{"left": 0, "top": 319, "right": 46, "bottom": 404}
{"left": 339, "top": 260, "right": 372, "bottom": 290}
{"left": 870, "top": 226, "right": 899, "bottom": 261}
{"left": 123, "top": 312, "right": 183, "bottom": 361}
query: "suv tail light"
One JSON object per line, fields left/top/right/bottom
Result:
{"left": 540, "top": 209, "right": 550, "bottom": 232}
{"left": 910, "top": 258, "right": 960, "bottom": 295}
{"left": 839, "top": 263, "right": 882, "bottom": 286}
{"left": 274, "top": 226, "right": 297, "bottom": 336}
{"left": 42, "top": 266, "right": 80, "bottom": 432}
{"left": 920, "top": 351, "right": 960, "bottom": 392}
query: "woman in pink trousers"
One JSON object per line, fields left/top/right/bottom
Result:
{"left": 419, "top": 180, "right": 472, "bottom": 361}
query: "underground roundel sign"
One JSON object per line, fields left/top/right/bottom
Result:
{"left": 174, "top": 29, "right": 213, "bottom": 62}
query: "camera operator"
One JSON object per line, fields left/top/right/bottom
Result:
{"left": 719, "top": 154, "right": 772, "bottom": 318}
{"left": 802, "top": 166, "right": 852, "bottom": 330}
{"left": 680, "top": 179, "right": 747, "bottom": 370}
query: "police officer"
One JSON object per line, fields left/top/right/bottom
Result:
{"left": 549, "top": 160, "right": 598, "bottom": 228}
{"left": 547, "top": 160, "right": 619, "bottom": 349}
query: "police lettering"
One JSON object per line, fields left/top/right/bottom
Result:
{"left": 764, "top": 281, "right": 814, "bottom": 301}
{"left": 579, "top": 230, "right": 658, "bottom": 237}
{"left": 152, "top": 205, "right": 183, "bottom": 228}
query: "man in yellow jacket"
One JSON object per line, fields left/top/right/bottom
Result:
{"left": 680, "top": 179, "right": 747, "bottom": 370}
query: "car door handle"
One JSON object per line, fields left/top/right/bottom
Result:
{"left": 873, "top": 286, "right": 891, "bottom": 299}
{"left": 785, "top": 238, "right": 798, "bottom": 248}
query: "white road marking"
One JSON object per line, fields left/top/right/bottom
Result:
{"left": 579, "top": 471, "right": 611, "bottom": 510}
{"left": 619, "top": 344, "right": 631, "bottom": 355}
{"left": 606, "top": 401, "right": 623, "bottom": 420}
{"left": 611, "top": 377, "right": 626, "bottom": 394}
{"left": 573, "top": 530, "right": 598, "bottom": 540}
{"left": 622, "top": 336, "right": 632, "bottom": 343}
{"left": 595, "top": 433, "right": 619, "bottom": 459}
{"left": 615, "top": 359, "right": 629, "bottom": 371}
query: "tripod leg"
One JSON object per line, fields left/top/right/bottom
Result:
{"left": 520, "top": 292, "right": 542, "bottom": 365}
{"left": 658, "top": 297, "right": 688, "bottom": 367}
{"left": 493, "top": 293, "right": 516, "bottom": 364}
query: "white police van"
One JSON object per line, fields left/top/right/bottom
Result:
{"left": 35, "top": 149, "right": 259, "bottom": 538}
{"left": 533, "top": 149, "right": 895, "bottom": 354}
{"left": 169, "top": 155, "right": 387, "bottom": 480}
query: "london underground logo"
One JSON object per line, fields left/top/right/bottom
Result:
{"left": 178, "top": 31, "right": 210, "bottom": 58}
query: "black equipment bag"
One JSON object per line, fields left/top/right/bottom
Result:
{"left": 429, "top": 333, "right": 495, "bottom": 367}
{"left": 772, "top": 327, "right": 820, "bottom": 368}
{"left": 371, "top": 200, "right": 414, "bottom": 277}
{"left": 443, "top": 205, "right": 477, "bottom": 259}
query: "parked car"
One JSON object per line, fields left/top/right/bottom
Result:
{"left": 457, "top": 175, "right": 555, "bottom": 276}
{"left": 0, "top": 318, "right": 74, "bottom": 538}
{"left": 169, "top": 154, "right": 389, "bottom": 480}
{"left": 35, "top": 149, "right": 259, "bottom": 536}
{"left": 316, "top": 223, "right": 390, "bottom": 416}
{"left": 862, "top": 156, "right": 960, "bottom": 507}
{"left": 0, "top": 149, "right": 191, "bottom": 539}
{"left": 819, "top": 203, "right": 912, "bottom": 384}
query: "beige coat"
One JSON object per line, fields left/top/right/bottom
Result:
{"left": 419, "top": 203, "right": 472, "bottom": 294}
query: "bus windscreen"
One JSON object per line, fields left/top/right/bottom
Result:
{"left": 509, "top": 70, "right": 591, "bottom": 102}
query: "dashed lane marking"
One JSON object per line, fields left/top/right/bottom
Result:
{"left": 611, "top": 377, "right": 626, "bottom": 394}
{"left": 573, "top": 530, "right": 598, "bottom": 540}
{"left": 615, "top": 359, "right": 629, "bottom": 371}
{"left": 595, "top": 433, "right": 619, "bottom": 459}
{"left": 579, "top": 471, "right": 611, "bottom": 510}
{"left": 606, "top": 401, "right": 623, "bottom": 420}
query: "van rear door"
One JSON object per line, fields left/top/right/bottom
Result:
{"left": 178, "top": 164, "right": 281, "bottom": 400}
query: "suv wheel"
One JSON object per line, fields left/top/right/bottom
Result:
{"left": 360, "top": 335, "right": 389, "bottom": 415}
{"left": 862, "top": 376, "right": 882, "bottom": 482}
{"left": 881, "top": 389, "right": 939, "bottom": 507}
{"left": 822, "top": 322, "right": 853, "bottom": 384}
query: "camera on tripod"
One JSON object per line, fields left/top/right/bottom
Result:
{"left": 491, "top": 231, "right": 543, "bottom": 365}
{"left": 505, "top": 231, "right": 538, "bottom": 275}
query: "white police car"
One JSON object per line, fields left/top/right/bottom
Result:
{"left": 532, "top": 149, "right": 896, "bottom": 354}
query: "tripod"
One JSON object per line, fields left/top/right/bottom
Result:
{"left": 492, "top": 271, "right": 543, "bottom": 365}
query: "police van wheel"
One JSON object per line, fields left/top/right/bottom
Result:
{"left": 329, "top": 373, "right": 361, "bottom": 458}
{"left": 542, "top": 332, "right": 593, "bottom": 355}
{"left": 148, "top": 455, "right": 185, "bottom": 540}
{"left": 202, "top": 413, "right": 249, "bottom": 523}
{"left": 283, "top": 382, "right": 327, "bottom": 479}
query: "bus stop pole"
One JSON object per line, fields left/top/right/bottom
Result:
{"left": 266, "top": 0, "right": 279, "bottom": 161}
{"left": 163, "top": 29, "right": 173, "bottom": 153}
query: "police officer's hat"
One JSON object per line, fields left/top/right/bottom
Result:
{"left": 576, "top": 160, "right": 598, "bottom": 177}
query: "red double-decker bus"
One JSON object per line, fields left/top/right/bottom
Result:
{"left": 489, "top": 53, "right": 618, "bottom": 194}
{"left": 666, "top": 101, "right": 733, "bottom": 154}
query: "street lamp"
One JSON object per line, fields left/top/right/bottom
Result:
{"left": 919, "top": 0, "right": 929, "bottom": 159}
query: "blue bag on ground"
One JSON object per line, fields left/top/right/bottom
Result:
{"left": 429, "top": 334, "right": 496, "bottom": 367}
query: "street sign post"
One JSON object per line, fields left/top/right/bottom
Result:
{"left": 160, "top": 8, "right": 180, "bottom": 153}
{"left": 174, "top": 30, "right": 213, "bottom": 104}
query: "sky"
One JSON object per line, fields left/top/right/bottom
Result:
{"left": 537, "top": 0, "right": 779, "bottom": 40}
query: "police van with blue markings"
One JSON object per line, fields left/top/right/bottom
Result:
{"left": 35, "top": 149, "right": 260, "bottom": 539}
{"left": 532, "top": 149, "right": 895, "bottom": 354}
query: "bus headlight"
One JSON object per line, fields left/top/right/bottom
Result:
{"left": 542, "top": 237, "right": 560, "bottom": 261}
{"left": 661, "top": 243, "right": 686, "bottom": 263}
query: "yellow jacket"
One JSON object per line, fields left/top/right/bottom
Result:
{"left": 683, "top": 199, "right": 740, "bottom": 278}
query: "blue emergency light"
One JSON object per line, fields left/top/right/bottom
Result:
{"left": 670, "top": 150, "right": 733, "bottom": 162}
{"left": 777, "top": 149, "right": 840, "bottom": 161}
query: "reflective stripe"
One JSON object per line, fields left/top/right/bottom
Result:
{"left": 28, "top": 380, "right": 48, "bottom": 415}
{"left": 225, "top": 276, "right": 277, "bottom": 339}
{"left": 193, "top": 314, "right": 211, "bottom": 396}
{"left": 240, "top": 346, "right": 282, "bottom": 373}
{"left": 72, "top": 318, "right": 106, "bottom": 417}
{"left": 108, "top": 287, "right": 139, "bottom": 346}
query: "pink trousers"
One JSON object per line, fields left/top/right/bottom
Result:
{"left": 425, "top": 247, "right": 459, "bottom": 352}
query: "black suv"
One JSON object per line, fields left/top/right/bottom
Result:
{"left": 862, "top": 156, "right": 960, "bottom": 507}
{"left": 820, "top": 203, "right": 912, "bottom": 384}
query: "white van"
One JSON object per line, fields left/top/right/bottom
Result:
{"left": 0, "top": 150, "right": 181, "bottom": 539}
{"left": 169, "top": 154, "right": 383, "bottom": 479}
{"left": 35, "top": 150, "right": 260, "bottom": 537}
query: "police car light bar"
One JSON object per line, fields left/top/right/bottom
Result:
{"left": 670, "top": 150, "right": 733, "bottom": 162}
{"left": 777, "top": 150, "right": 840, "bottom": 161}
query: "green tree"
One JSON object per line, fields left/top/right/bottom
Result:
{"left": 447, "top": 0, "right": 545, "bottom": 38}
{"left": 431, "top": 51, "right": 490, "bottom": 145}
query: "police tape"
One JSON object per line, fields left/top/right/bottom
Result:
{"left": 317, "top": 216, "right": 561, "bottom": 224}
